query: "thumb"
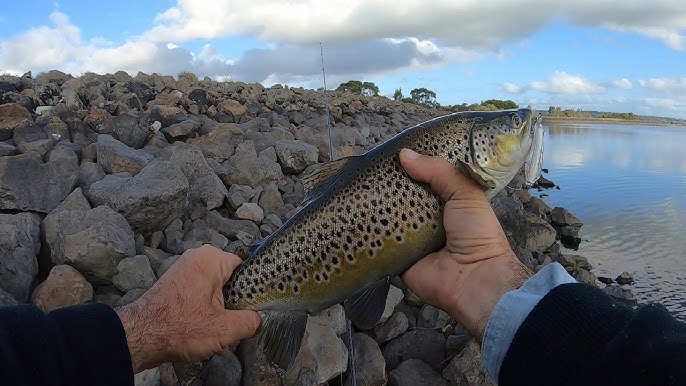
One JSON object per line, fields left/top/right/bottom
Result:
{"left": 216, "top": 310, "right": 262, "bottom": 344}
{"left": 399, "top": 148, "right": 483, "bottom": 202}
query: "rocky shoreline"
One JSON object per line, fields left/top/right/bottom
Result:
{"left": 0, "top": 70, "right": 635, "bottom": 386}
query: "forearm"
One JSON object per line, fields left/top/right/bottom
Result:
{"left": 0, "top": 304, "right": 134, "bottom": 386}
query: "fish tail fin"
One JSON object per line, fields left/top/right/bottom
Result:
{"left": 257, "top": 310, "right": 308, "bottom": 369}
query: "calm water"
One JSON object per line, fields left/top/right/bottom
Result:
{"left": 539, "top": 122, "right": 686, "bottom": 319}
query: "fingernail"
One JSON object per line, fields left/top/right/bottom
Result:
{"left": 401, "top": 148, "right": 419, "bottom": 160}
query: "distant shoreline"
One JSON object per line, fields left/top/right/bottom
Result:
{"left": 541, "top": 116, "right": 685, "bottom": 126}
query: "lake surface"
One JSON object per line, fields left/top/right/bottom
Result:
{"left": 539, "top": 122, "right": 686, "bottom": 319}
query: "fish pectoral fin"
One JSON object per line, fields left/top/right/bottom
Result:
{"left": 343, "top": 276, "right": 391, "bottom": 330}
{"left": 258, "top": 310, "right": 308, "bottom": 369}
{"left": 300, "top": 156, "right": 356, "bottom": 202}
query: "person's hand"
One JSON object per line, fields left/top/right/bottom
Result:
{"left": 399, "top": 149, "right": 532, "bottom": 342}
{"left": 116, "top": 245, "right": 261, "bottom": 373}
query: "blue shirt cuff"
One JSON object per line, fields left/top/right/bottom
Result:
{"left": 481, "top": 262, "right": 578, "bottom": 382}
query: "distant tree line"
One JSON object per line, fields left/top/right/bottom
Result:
{"left": 547, "top": 106, "right": 592, "bottom": 118}
{"left": 599, "top": 112, "right": 639, "bottom": 120}
{"left": 335, "top": 80, "right": 518, "bottom": 111}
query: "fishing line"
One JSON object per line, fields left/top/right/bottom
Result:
{"left": 320, "top": 41, "right": 357, "bottom": 386}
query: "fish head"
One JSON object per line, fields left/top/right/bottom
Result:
{"left": 463, "top": 108, "right": 540, "bottom": 197}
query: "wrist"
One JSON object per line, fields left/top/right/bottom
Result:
{"left": 116, "top": 296, "right": 172, "bottom": 373}
{"left": 449, "top": 251, "right": 532, "bottom": 342}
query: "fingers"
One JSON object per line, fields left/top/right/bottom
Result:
{"left": 193, "top": 244, "right": 244, "bottom": 284}
{"left": 399, "top": 148, "right": 483, "bottom": 202}
{"left": 216, "top": 310, "right": 262, "bottom": 345}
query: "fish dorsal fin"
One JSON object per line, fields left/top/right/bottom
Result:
{"left": 301, "top": 156, "right": 356, "bottom": 202}
{"left": 234, "top": 244, "right": 259, "bottom": 260}
{"left": 343, "top": 276, "right": 391, "bottom": 330}
{"left": 258, "top": 310, "right": 308, "bottom": 369}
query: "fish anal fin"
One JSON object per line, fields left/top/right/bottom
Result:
{"left": 257, "top": 311, "right": 308, "bottom": 369}
{"left": 300, "top": 156, "right": 356, "bottom": 202}
{"left": 343, "top": 276, "right": 391, "bottom": 330}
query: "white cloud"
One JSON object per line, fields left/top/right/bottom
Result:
{"left": 529, "top": 71, "right": 605, "bottom": 94}
{"left": 610, "top": 78, "right": 633, "bottom": 90}
{"left": 502, "top": 82, "right": 523, "bottom": 94}
{"left": 145, "top": 0, "right": 686, "bottom": 50}
{"left": 639, "top": 78, "right": 686, "bottom": 94}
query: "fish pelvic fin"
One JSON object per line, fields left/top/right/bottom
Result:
{"left": 343, "top": 276, "right": 391, "bottom": 330}
{"left": 300, "top": 156, "right": 356, "bottom": 202}
{"left": 257, "top": 310, "right": 308, "bottom": 370}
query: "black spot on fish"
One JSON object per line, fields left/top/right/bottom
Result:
{"left": 380, "top": 218, "right": 389, "bottom": 226}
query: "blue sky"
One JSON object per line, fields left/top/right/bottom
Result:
{"left": 1, "top": 0, "right": 685, "bottom": 119}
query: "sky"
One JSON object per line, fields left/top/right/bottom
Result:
{"left": 0, "top": 0, "right": 685, "bottom": 119}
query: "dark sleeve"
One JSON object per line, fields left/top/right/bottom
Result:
{"left": 499, "top": 283, "right": 686, "bottom": 386}
{"left": 0, "top": 303, "right": 134, "bottom": 386}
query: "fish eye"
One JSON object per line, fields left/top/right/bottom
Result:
{"left": 511, "top": 113, "right": 522, "bottom": 129}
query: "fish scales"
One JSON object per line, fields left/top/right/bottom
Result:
{"left": 227, "top": 114, "right": 480, "bottom": 311}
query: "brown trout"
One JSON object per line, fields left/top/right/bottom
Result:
{"left": 224, "top": 108, "right": 541, "bottom": 368}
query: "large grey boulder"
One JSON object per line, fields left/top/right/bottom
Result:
{"left": 43, "top": 188, "right": 136, "bottom": 284}
{"left": 345, "top": 332, "right": 387, "bottom": 386}
{"left": 112, "top": 255, "right": 156, "bottom": 292}
{"left": 0, "top": 151, "right": 79, "bottom": 213}
{"left": 97, "top": 112, "right": 150, "bottom": 149}
{"left": 216, "top": 141, "right": 283, "bottom": 187}
{"left": 275, "top": 139, "right": 319, "bottom": 174}
{"left": 388, "top": 359, "right": 449, "bottom": 386}
{"left": 381, "top": 329, "right": 446, "bottom": 371}
{"left": 96, "top": 134, "right": 154, "bottom": 175}
{"left": 160, "top": 143, "right": 228, "bottom": 219}
{"left": 187, "top": 123, "right": 236, "bottom": 162}
{"left": 87, "top": 160, "right": 189, "bottom": 234}
{"left": 0, "top": 287, "right": 18, "bottom": 307}
{"left": 0, "top": 213, "right": 40, "bottom": 301}
{"left": 442, "top": 340, "right": 494, "bottom": 386}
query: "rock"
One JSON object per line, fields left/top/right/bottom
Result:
{"left": 43, "top": 188, "right": 136, "bottom": 284}
{"left": 216, "top": 99, "right": 247, "bottom": 122}
{"left": 98, "top": 112, "right": 150, "bottom": 149}
{"left": 87, "top": 160, "right": 189, "bottom": 234}
{"left": 524, "top": 196, "right": 551, "bottom": 215}
{"left": 227, "top": 185, "right": 256, "bottom": 209}
{"left": 96, "top": 134, "right": 154, "bottom": 175}
{"left": 134, "top": 367, "right": 161, "bottom": 386}
{"left": 373, "top": 312, "right": 409, "bottom": 344}
{"left": 258, "top": 182, "right": 284, "bottom": 214}
{"left": 388, "top": 359, "right": 449, "bottom": 386}
{"left": 31, "top": 265, "right": 93, "bottom": 312}
{"left": 380, "top": 285, "right": 404, "bottom": 324}
{"left": 199, "top": 353, "right": 242, "bottom": 386}
{"left": 445, "top": 333, "right": 471, "bottom": 356}
{"left": 275, "top": 139, "right": 319, "bottom": 174}
{"left": 533, "top": 175, "right": 555, "bottom": 189}
{"left": 149, "top": 105, "right": 189, "bottom": 127}
{"left": 381, "top": 329, "right": 446, "bottom": 371}
{"left": 0, "top": 151, "right": 79, "bottom": 213}
{"left": 0, "top": 142, "right": 18, "bottom": 156}
{"left": 0, "top": 287, "right": 18, "bottom": 307}
{"left": 598, "top": 276, "right": 614, "bottom": 285}
{"left": 311, "top": 304, "right": 347, "bottom": 336}
{"left": 60, "top": 205, "right": 137, "bottom": 284}
{"left": 155, "top": 255, "right": 180, "bottom": 278}
{"left": 616, "top": 272, "right": 634, "bottom": 285}
{"left": 0, "top": 213, "right": 40, "bottom": 301}
{"left": 559, "top": 225, "right": 582, "bottom": 249}
{"left": 507, "top": 211, "right": 557, "bottom": 252}
{"left": 417, "top": 304, "right": 453, "bottom": 330}
{"left": 76, "top": 161, "right": 106, "bottom": 192}
{"left": 442, "top": 340, "right": 494, "bottom": 386}
{"left": 219, "top": 143, "right": 283, "bottom": 187}
{"left": 187, "top": 123, "right": 236, "bottom": 161}
{"left": 550, "top": 207, "right": 583, "bottom": 227}
{"left": 160, "top": 143, "right": 228, "bottom": 219}
{"left": 237, "top": 337, "right": 283, "bottom": 386}
{"left": 161, "top": 118, "right": 200, "bottom": 142}
{"left": 159, "top": 362, "right": 178, "bottom": 386}
{"left": 603, "top": 284, "right": 638, "bottom": 306}
{"left": 284, "top": 316, "right": 348, "bottom": 385}
{"left": 553, "top": 254, "right": 592, "bottom": 271}
{"left": 17, "top": 138, "right": 54, "bottom": 156}
{"left": 573, "top": 268, "right": 596, "bottom": 285}
{"left": 0, "top": 102, "right": 33, "bottom": 130}
{"left": 236, "top": 202, "right": 264, "bottom": 223}
{"left": 345, "top": 333, "right": 386, "bottom": 386}
{"left": 112, "top": 255, "right": 156, "bottom": 292}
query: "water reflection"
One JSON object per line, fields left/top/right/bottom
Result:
{"left": 539, "top": 123, "right": 686, "bottom": 319}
